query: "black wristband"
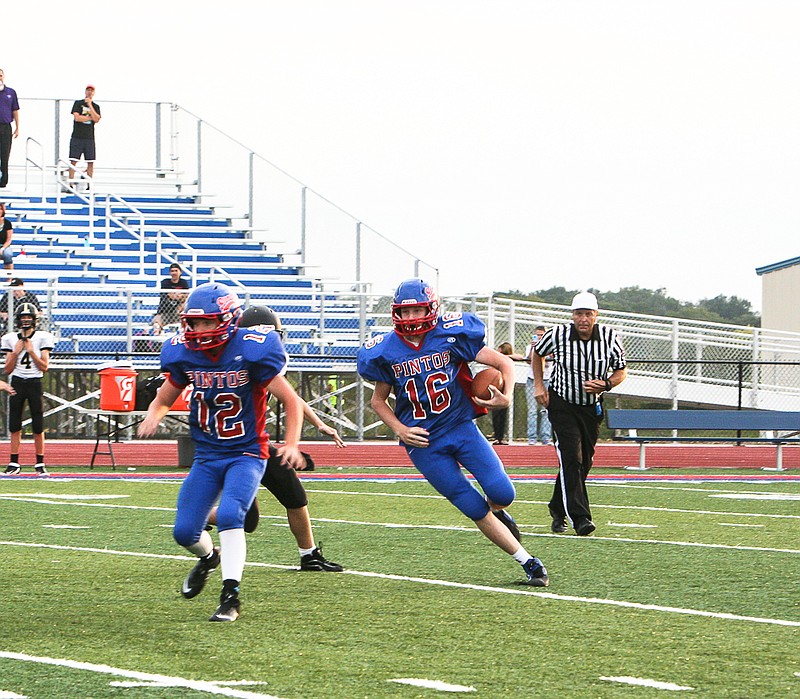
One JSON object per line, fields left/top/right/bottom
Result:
{"left": 604, "top": 378, "right": 612, "bottom": 392}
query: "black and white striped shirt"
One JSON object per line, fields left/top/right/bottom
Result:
{"left": 534, "top": 323, "right": 626, "bottom": 406}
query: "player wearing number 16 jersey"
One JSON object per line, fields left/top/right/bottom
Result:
{"left": 357, "top": 279, "right": 549, "bottom": 586}
{"left": 138, "top": 282, "right": 305, "bottom": 622}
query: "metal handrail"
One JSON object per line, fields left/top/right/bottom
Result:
{"left": 24, "top": 137, "right": 46, "bottom": 197}
{"left": 16, "top": 97, "right": 439, "bottom": 293}
{"left": 54, "top": 158, "right": 94, "bottom": 217}
{"left": 207, "top": 265, "right": 246, "bottom": 289}
{"left": 103, "top": 194, "right": 145, "bottom": 273}
{"left": 175, "top": 104, "right": 439, "bottom": 286}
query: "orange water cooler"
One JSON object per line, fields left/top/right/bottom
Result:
{"left": 98, "top": 364, "right": 138, "bottom": 411}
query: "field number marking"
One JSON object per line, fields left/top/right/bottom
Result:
{"left": 600, "top": 676, "right": 694, "bottom": 691}
{"left": 389, "top": 678, "right": 475, "bottom": 692}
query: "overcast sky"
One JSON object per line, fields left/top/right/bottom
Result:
{"left": 6, "top": 1, "right": 799, "bottom": 310}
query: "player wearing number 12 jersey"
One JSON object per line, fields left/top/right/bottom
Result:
{"left": 138, "top": 282, "right": 305, "bottom": 622}
{"left": 357, "top": 279, "right": 548, "bottom": 586}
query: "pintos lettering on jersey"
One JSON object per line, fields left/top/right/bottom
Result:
{"left": 391, "top": 350, "right": 451, "bottom": 378}
{"left": 188, "top": 369, "right": 250, "bottom": 388}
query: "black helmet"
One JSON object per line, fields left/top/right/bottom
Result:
{"left": 240, "top": 305, "right": 283, "bottom": 340}
{"left": 15, "top": 302, "right": 38, "bottom": 331}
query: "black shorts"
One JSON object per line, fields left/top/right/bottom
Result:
{"left": 69, "top": 137, "right": 96, "bottom": 161}
{"left": 261, "top": 444, "right": 309, "bottom": 509}
{"left": 8, "top": 376, "right": 44, "bottom": 434}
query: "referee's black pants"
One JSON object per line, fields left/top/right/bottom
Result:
{"left": 0, "top": 123, "right": 12, "bottom": 187}
{"left": 546, "top": 390, "right": 602, "bottom": 528}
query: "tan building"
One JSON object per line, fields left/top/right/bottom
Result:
{"left": 756, "top": 256, "right": 800, "bottom": 332}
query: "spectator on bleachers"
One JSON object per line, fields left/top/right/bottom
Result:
{"left": 0, "top": 202, "right": 14, "bottom": 269}
{"left": 0, "top": 278, "right": 41, "bottom": 333}
{"left": 152, "top": 263, "right": 189, "bottom": 333}
{"left": 0, "top": 69, "right": 20, "bottom": 189}
{"left": 69, "top": 85, "right": 101, "bottom": 187}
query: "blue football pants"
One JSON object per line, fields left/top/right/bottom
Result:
{"left": 406, "top": 420, "right": 515, "bottom": 520}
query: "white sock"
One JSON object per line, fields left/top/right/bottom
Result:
{"left": 512, "top": 546, "right": 532, "bottom": 564}
{"left": 299, "top": 546, "right": 316, "bottom": 557}
{"left": 219, "top": 528, "right": 246, "bottom": 582}
{"left": 186, "top": 529, "right": 214, "bottom": 558}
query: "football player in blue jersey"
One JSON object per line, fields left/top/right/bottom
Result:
{"left": 357, "top": 279, "right": 549, "bottom": 586}
{"left": 138, "top": 282, "right": 305, "bottom": 621}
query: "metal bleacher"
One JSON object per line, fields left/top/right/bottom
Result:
{"left": 1, "top": 183, "right": 368, "bottom": 370}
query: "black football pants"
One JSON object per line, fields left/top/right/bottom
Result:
{"left": 262, "top": 444, "right": 309, "bottom": 510}
{"left": 546, "top": 390, "right": 602, "bottom": 527}
{"left": 9, "top": 376, "right": 45, "bottom": 434}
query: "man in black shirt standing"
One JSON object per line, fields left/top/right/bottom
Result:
{"left": 69, "top": 84, "right": 101, "bottom": 185}
{"left": 152, "top": 263, "right": 189, "bottom": 332}
{"left": 532, "top": 291, "right": 627, "bottom": 536}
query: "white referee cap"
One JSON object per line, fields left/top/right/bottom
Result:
{"left": 571, "top": 291, "right": 598, "bottom": 310}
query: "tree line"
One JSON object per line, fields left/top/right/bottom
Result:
{"left": 500, "top": 286, "right": 759, "bottom": 327}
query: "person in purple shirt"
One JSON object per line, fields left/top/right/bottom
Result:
{"left": 0, "top": 69, "right": 20, "bottom": 188}
{"left": 357, "top": 278, "right": 549, "bottom": 586}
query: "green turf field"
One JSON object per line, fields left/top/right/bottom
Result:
{"left": 1, "top": 470, "right": 799, "bottom": 698}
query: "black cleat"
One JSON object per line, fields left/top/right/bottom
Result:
{"left": 181, "top": 547, "right": 220, "bottom": 599}
{"left": 551, "top": 517, "right": 568, "bottom": 533}
{"left": 521, "top": 557, "right": 549, "bottom": 587}
{"left": 209, "top": 590, "right": 240, "bottom": 622}
{"left": 493, "top": 509, "right": 522, "bottom": 542}
{"left": 4, "top": 463, "right": 21, "bottom": 475}
{"left": 35, "top": 464, "right": 49, "bottom": 477}
{"left": 300, "top": 544, "right": 343, "bottom": 572}
{"left": 576, "top": 519, "right": 596, "bottom": 537}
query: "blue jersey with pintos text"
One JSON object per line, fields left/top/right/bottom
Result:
{"left": 161, "top": 327, "right": 288, "bottom": 458}
{"left": 357, "top": 312, "right": 486, "bottom": 441}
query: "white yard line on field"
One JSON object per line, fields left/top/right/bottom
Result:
{"left": 0, "top": 490, "right": 796, "bottom": 554}
{"left": 0, "top": 494, "right": 174, "bottom": 512}
{"left": 0, "top": 651, "right": 286, "bottom": 699}
{"left": 718, "top": 523, "right": 765, "bottom": 528}
{"left": 304, "top": 488, "right": 800, "bottom": 520}
{"left": 0, "top": 493, "right": 129, "bottom": 500}
{"left": 591, "top": 483, "right": 795, "bottom": 495}
{"left": 1, "top": 541, "right": 799, "bottom": 629}
{"left": 299, "top": 516, "right": 800, "bottom": 555}
{"left": 606, "top": 523, "right": 658, "bottom": 528}
{"left": 711, "top": 493, "right": 800, "bottom": 501}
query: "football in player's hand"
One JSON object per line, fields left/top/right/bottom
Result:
{"left": 471, "top": 368, "right": 504, "bottom": 400}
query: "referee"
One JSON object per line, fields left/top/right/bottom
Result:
{"left": 531, "top": 291, "right": 627, "bottom": 536}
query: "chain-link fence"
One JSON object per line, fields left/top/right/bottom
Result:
{"left": 5, "top": 287, "right": 800, "bottom": 443}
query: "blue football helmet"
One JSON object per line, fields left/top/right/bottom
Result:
{"left": 180, "top": 282, "right": 243, "bottom": 351}
{"left": 391, "top": 278, "right": 439, "bottom": 336}
{"left": 240, "top": 305, "right": 284, "bottom": 341}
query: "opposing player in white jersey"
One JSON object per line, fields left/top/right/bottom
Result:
{"left": 1, "top": 303, "right": 56, "bottom": 476}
